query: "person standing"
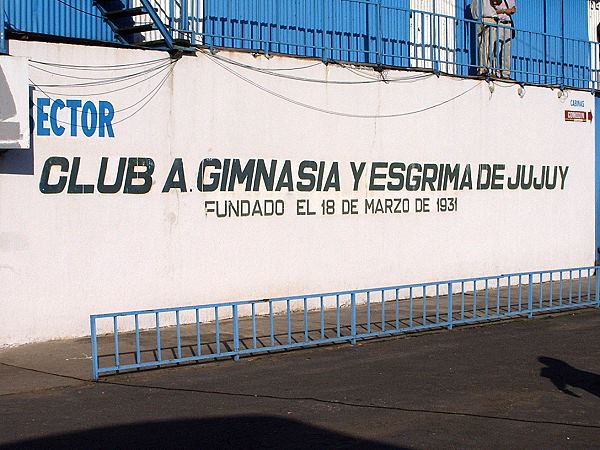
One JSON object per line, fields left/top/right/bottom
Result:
{"left": 495, "top": 0, "right": 516, "bottom": 78}
{"left": 477, "top": 0, "right": 516, "bottom": 78}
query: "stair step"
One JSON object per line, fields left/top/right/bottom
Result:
{"left": 139, "top": 38, "right": 193, "bottom": 48}
{"left": 117, "top": 24, "right": 156, "bottom": 35}
{"left": 104, "top": 6, "right": 148, "bottom": 20}
{"left": 136, "top": 39, "right": 169, "bottom": 48}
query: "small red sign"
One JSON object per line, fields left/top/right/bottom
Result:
{"left": 564, "top": 110, "right": 587, "bottom": 122}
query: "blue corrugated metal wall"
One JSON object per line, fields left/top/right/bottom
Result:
{"left": 561, "top": 0, "right": 590, "bottom": 88}
{"left": 512, "top": 0, "right": 590, "bottom": 87}
{"left": 203, "top": 0, "right": 590, "bottom": 84}
{"left": 379, "top": 0, "right": 410, "bottom": 66}
{"left": 202, "top": 0, "right": 410, "bottom": 64}
{"left": 455, "top": 0, "right": 476, "bottom": 76}
{"left": 3, "top": 0, "right": 115, "bottom": 43}
{"left": 511, "top": 0, "right": 547, "bottom": 84}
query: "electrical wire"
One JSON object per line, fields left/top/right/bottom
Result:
{"left": 28, "top": 57, "right": 173, "bottom": 71}
{"left": 207, "top": 56, "right": 322, "bottom": 72}
{"left": 29, "top": 59, "right": 177, "bottom": 128}
{"left": 209, "top": 51, "right": 435, "bottom": 82}
{"left": 55, "top": 0, "right": 103, "bottom": 19}
{"left": 34, "top": 60, "right": 176, "bottom": 97}
{"left": 206, "top": 51, "right": 433, "bottom": 85}
{"left": 341, "top": 63, "right": 435, "bottom": 83}
{"left": 29, "top": 59, "right": 173, "bottom": 81}
{"left": 205, "top": 53, "right": 482, "bottom": 119}
{"left": 30, "top": 59, "right": 175, "bottom": 88}
{"left": 253, "top": 61, "right": 322, "bottom": 71}
{"left": 109, "top": 63, "right": 176, "bottom": 125}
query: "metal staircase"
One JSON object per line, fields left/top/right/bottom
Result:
{"left": 94, "top": 0, "right": 193, "bottom": 55}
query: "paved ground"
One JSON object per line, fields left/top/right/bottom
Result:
{"left": 1, "top": 309, "right": 600, "bottom": 449}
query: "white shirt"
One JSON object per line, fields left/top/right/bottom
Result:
{"left": 482, "top": 0, "right": 515, "bottom": 21}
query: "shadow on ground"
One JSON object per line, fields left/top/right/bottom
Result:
{"left": 539, "top": 356, "right": 600, "bottom": 398}
{"left": 0, "top": 416, "right": 405, "bottom": 450}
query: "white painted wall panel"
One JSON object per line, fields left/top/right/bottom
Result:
{"left": 0, "top": 41, "right": 594, "bottom": 346}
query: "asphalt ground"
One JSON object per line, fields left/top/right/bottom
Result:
{"left": 1, "top": 309, "right": 600, "bottom": 449}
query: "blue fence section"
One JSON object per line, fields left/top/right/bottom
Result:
{"left": 0, "top": 1, "right": 597, "bottom": 89}
{"left": 90, "top": 266, "right": 600, "bottom": 380}
{"left": 200, "top": 0, "right": 596, "bottom": 89}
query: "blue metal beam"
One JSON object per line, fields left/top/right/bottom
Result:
{"left": 0, "top": 0, "right": 6, "bottom": 55}
{"left": 596, "top": 94, "right": 600, "bottom": 265}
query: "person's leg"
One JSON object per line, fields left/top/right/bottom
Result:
{"left": 502, "top": 28, "right": 512, "bottom": 78}
{"left": 489, "top": 22, "right": 499, "bottom": 77}
{"left": 479, "top": 18, "right": 494, "bottom": 75}
{"left": 495, "top": 26, "right": 511, "bottom": 78}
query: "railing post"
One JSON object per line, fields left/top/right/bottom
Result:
{"left": 90, "top": 316, "right": 99, "bottom": 381}
{"left": 322, "top": 0, "right": 328, "bottom": 63}
{"left": 595, "top": 267, "right": 600, "bottom": 308}
{"left": 351, "top": 293, "right": 357, "bottom": 344}
{"left": 560, "top": 0, "right": 565, "bottom": 89}
{"left": 190, "top": 0, "right": 197, "bottom": 46}
{"left": 528, "top": 273, "right": 534, "bottom": 318}
{"left": 181, "top": 0, "right": 189, "bottom": 40}
{"left": 474, "top": 0, "right": 482, "bottom": 75}
{"left": 432, "top": 0, "right": 439, "bottom": 74}
{"left": 233, "top": 304, "right": 240, "bottom": 361}
{"left": 169, "top": 0, "right": 175, "bottom": 31}
{"left": 376, "top": 0, "right": 382, "bottom": 66}
{"left": 447, "top": 283, "right": 453, "bottom": 329}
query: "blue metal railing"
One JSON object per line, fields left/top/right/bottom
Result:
{"left": 0, "top": 1, "right": 597, "bottom": 89}
{"left": 90, "top": 266, "right": 600, "bottom": 380}
{"left": 155, "top": 0, "right": 600, "bottom": 90}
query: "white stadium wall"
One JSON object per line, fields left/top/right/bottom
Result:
{"left": 0, "top": 41, "right": 595, "bottom": 346}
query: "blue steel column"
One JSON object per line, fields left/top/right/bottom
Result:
{"left": 181, "top": 0, "right": 189, "bottom": 41}
{"left": 0, "top": 0, "right": 6, "bottom": 55}
{"left": 233, "top": 305, "right": 240, "bottom": 361}
{"left": 169, "top": 0, "right": 175, "bottom": 31}
{"left": 595, "top": 95, "right": 600, "bottom": 269}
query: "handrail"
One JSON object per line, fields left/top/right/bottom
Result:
{"left": 140, "top": 0, "right": 174, "bottom": 49}
{"left": 91, "top": 266, "right": 600, "bottom": 379}
{"left": 195, "top": 1, "right": 597, "bottom": 91}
